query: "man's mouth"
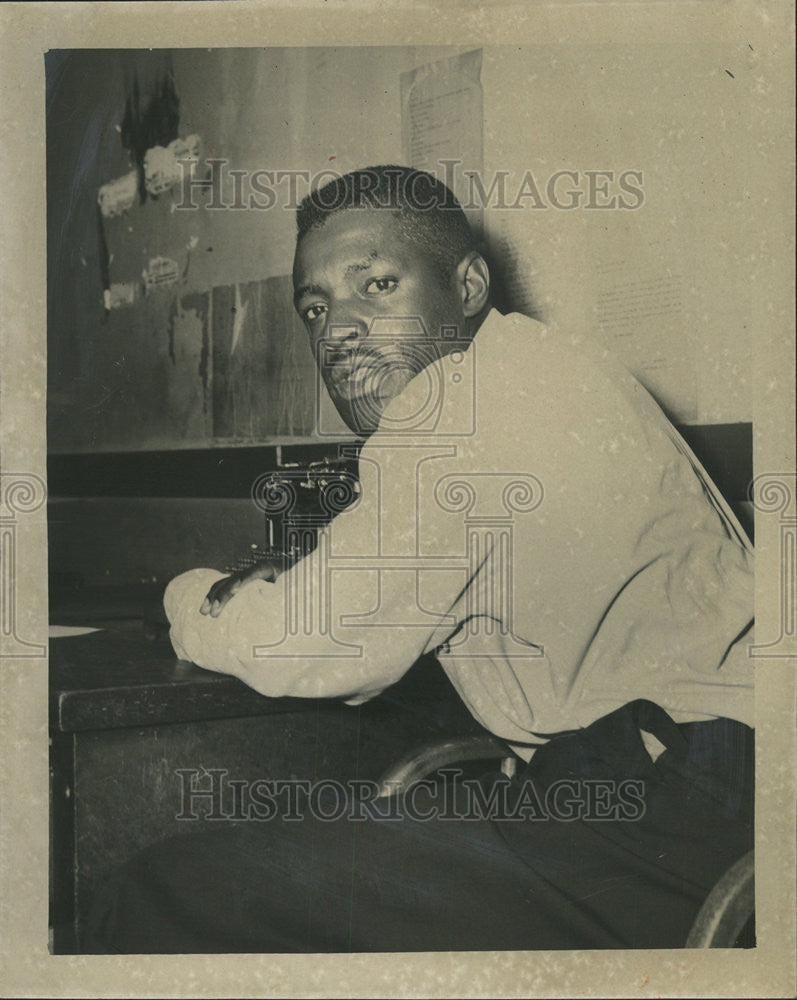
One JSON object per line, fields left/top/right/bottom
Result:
{"left": 333, "top": 361, "right": 390, "bottom": 399}
{"left": 329, "top": 348, "right": 406, "bottom": 395}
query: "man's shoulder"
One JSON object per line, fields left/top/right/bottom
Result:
{"left": 478, "top": 308, "right": 546, "bottom": 344}
{"left": 477, "top": 309, "right": 593, "bottom": 371}
{"left": 477, "top": 310, "right": 604, "bottom": 392}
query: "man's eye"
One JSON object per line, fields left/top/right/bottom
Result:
{"left": 303, "top": 303, "right": 327, "bottom": 322}
{"left": 364, "top": 277, "right": 397, "bottom": 295}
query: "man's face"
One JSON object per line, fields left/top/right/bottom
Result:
{"left": 293, "top": 208, "right": 466, "bottom": 435}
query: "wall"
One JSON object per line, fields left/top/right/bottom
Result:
{"left": 480, "top": 42, "right": 755, "bottom": 425}
{"left": 47, "top": 46, "right": 469, "bottom": 453}
{"left": 48, "top": 44, "right": 754, "bottom": 457}
{"left": 47, "top": 45, "right": 754, "bottom": 587}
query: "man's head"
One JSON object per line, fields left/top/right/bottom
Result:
{"left": 292, "top": 166, "right": 490, "bottom": 435}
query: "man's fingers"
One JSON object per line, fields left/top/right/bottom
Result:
{"left": 199, "top": 568, "right": 265, "bottom": 615}
{"left": 207, "top": 577, "right": 243, "bottom": 617}
{"left": 201, "top": 576, "right": 233, "bottom": 614}
{"left": 201, "top": 581, "right": 226, "bottom": 614}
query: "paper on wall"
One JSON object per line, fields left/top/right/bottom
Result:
{"left": 98, "top": 170, "right": 138, "bottom": 218}
{"left": 591, "top": 234, "right": 698, "bottom": 423}
{"left": 400, "top": 48, "right": 483, "bottom": 220}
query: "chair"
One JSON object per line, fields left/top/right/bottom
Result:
{"left": 685, "top": 850, "right": 755, "bottom": 948}
{"left": 376, "top": 735, "right": 755, "bottom": 948}
{"left": 375, "top": 734, "right": 517, "bottom": 798}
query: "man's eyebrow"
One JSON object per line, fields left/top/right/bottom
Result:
{"left": 294, "top": 251, "right": 383, "bottom": 306}
{"left": 343, "top": 250, "right": 380, "bottom": 281}
{"left": 293, "top": 282, "right": 326, "bottom": 306}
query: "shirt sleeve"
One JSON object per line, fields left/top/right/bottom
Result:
{"left": 164, "top": 426, "right": 468, "bottom": 701}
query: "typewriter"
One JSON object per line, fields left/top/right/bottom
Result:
{"left": 226, "top": 454, "right": 361, "bottom": 575}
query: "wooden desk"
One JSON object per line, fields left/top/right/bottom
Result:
{"left": 49, "top": 626, "right": 481, "bottom": 953}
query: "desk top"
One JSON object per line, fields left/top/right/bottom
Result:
{"left": 49, "top": 627, "right": 317, "bottom": 734}
{"left": 49, "top": 625, "right": 474, "bottom": 738}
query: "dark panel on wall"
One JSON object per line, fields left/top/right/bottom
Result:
{"left": 677, "top": 423, "right": 753, "bottom": 503}
{"left": 48, "top": 497, "right": 266, "bottom": 590}
{"left": 48, "top": 425, "right": 750, "bottom": 500}
{"left": 47, "top": 443, "right": 361, "bottom": 499}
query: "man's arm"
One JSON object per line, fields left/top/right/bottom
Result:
{"left": 164, "top": 433, "right": 466, "bottom": 702}
{"left": 200, "top": 557, "right": 284, "bottom": 617}
{"left": 165, "top": 562, "right": 456, "bottom": 703}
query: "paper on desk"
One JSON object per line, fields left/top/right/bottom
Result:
{"left": 49, "top": 625, "right": 102, "bottom": 638}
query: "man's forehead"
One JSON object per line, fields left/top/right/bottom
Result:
{"left": 293, "top": 211, "right": 418, "bottom": 286}
{"left": 341, "top": 248, "right": 380, "bottom": 275}
{"left": 293, "top": 249, "right": 385, "bottom": 303}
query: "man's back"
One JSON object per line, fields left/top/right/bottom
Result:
{"left": 362, "top": 309, "right": 755, "bottom": 748}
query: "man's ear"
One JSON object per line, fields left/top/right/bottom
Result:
{"left": 456, "top": 252, "right": 490, "bottom": 318}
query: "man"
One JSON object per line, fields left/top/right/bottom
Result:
{"left": 85, "top": 166, "right": 755, "bottom": 952}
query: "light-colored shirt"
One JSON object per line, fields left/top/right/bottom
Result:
{"left": 165, "top": 310, "right": 755, "bottom": 758}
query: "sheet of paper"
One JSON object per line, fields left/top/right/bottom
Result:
{"left": 592, "top": 235, "right": 698, "bottom": 423}
{"left": 48, "top": 625, "right": 102, "bottom": 638}
{"left": 401, "top": 48, "right": 483, "bottom": 224}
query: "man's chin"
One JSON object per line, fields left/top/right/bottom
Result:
{"left": 332, "top": 393, "right": 387, "bottom": 437}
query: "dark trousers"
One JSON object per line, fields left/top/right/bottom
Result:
{"left": 82, "top": 700, "right": 754, "bottom": 953}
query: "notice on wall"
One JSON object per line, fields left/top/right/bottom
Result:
{"left": 400, "top": 48, "right": 483, "bottom": 224}
{"left": 592, "top": 236, "right": 698, "bottom": 424}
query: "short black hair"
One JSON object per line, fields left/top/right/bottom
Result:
{"left": 296, "top": 165, "right": 477, "bottom": 283}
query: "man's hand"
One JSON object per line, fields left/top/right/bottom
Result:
{"left": 200, "top": 558, "right": 283, "bottom": 617}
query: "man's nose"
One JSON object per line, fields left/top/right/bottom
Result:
{"left": 324, "top": 301, "right": 369, "bottom": 345}
{"left": 325, "top": 320, "right": 365, "bottom": 345}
